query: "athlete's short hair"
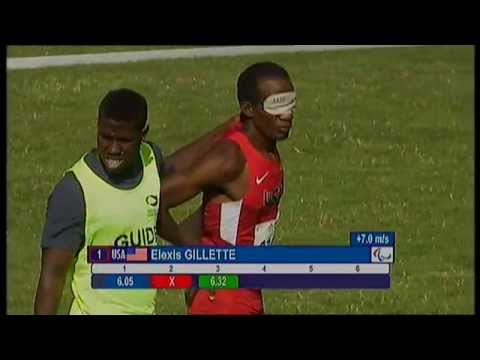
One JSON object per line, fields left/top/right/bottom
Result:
{"left": 98, "top": 88, "right": 148, "bottom": 131}
{"left": 237, "top": 62, "right": 291, "bottom": 105}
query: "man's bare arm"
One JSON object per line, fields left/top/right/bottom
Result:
{"left": 178, "top": 206, "right": 203, "bottom": 242}
{"left": 34, "top": 248, "right": 75, "bottom": 315}
{"left": 162, "top": 115, "right": 240, "bottom": 176}
{"left": 161, "top": 140, "right": 245, "bottom": 209}
{"left": 158, "top": 140, "right": 245, "bottom": 246}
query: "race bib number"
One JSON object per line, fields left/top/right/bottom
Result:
{"left": 254, "top": 218, "right": 277, "bottom": 246}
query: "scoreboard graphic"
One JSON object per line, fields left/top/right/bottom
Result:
{"left": 89, "top": 232, "right": 395, "bottom": 290}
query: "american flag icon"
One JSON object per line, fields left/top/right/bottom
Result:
{"left": 126, "top": 247, "right": 148, "bottom": 262}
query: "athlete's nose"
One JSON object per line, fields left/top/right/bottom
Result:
{"left": 278, "top": 111, "right": 293, "bottom": 123}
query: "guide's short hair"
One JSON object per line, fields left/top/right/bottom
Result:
{"left": 98, "top": 88, "right": 148, "bottom": 130}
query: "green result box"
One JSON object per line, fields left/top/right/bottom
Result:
{"left": 198, "top": 275, "right": 239, "bottom": 289}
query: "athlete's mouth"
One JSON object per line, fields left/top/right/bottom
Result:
{"left": 105, "top": 158, "right": 124, "bottom": 169}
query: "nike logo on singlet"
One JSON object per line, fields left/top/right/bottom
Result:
{"left": 256, "top": 172, "right": 270, "bottom": 185}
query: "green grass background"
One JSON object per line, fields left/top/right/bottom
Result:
{"left": 7, "top": 45, "right": 474, "bottom": 314}
{"left": 7, "top": 45, "right": 211, "bottom": 57}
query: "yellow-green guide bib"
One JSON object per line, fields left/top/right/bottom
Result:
{"left": 68, "top": 142, "right": 160, "bottom": 315}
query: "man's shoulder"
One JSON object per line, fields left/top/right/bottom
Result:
{"left": 144, "top": 141, "right": 162, "bottom": 157}
{"left": 206, "top": 139, "right": 246, "bottom": 179}
{"left": 212, "top": 138, "right": 242, "bottom": 157}
{"left": 43, "top": 172, "right": 86, "bottom": 252}
{"left": 212, "top": 139, "right": 244, "bottom": 161}
{"left": 48, "top": 171, "right": 85, "bottom": 214}
{"left": 52, "top": 171, "right": 83, "bottom": 198}
{"left": 144, "top": 141, "right": 164, "bottom": 172}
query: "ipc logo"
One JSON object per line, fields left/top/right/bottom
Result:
{"left": 371, "top": 247, "right": 394, "bottom": 263}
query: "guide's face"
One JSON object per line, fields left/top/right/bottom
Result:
{"left": 97, "top": 118, "right": 143, "bottom": 176}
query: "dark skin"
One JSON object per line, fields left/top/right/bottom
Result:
{"left": 34, "top": 115, "right": 238, "bottom": 314}
{"left": 34, "top": 248, "right": 75, "bottom": 315}
{"left": 96, "top": 118, "right": 144, "bottom": 178}
{"left": 160, "top": 77, "right": 295, "bottom": 214}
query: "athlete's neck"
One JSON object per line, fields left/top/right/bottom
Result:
{"left": 242, "top": 121, "right": 277, "bottom": 156}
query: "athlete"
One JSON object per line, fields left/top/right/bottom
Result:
{"left": 160, "top": 62, "right": 296, "bottom": 314}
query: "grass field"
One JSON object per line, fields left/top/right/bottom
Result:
{"left": 7, "top": 46, "right": 474, "bottom": 314}
{"left": 7, "top": 46, "right": 210, "bottom": 57}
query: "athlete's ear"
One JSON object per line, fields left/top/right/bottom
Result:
{"left": 141, "top": 125, "right": 149, "bottom": 141}
{"left": 240, "top": 102, "right": 255, "bottom": 118}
